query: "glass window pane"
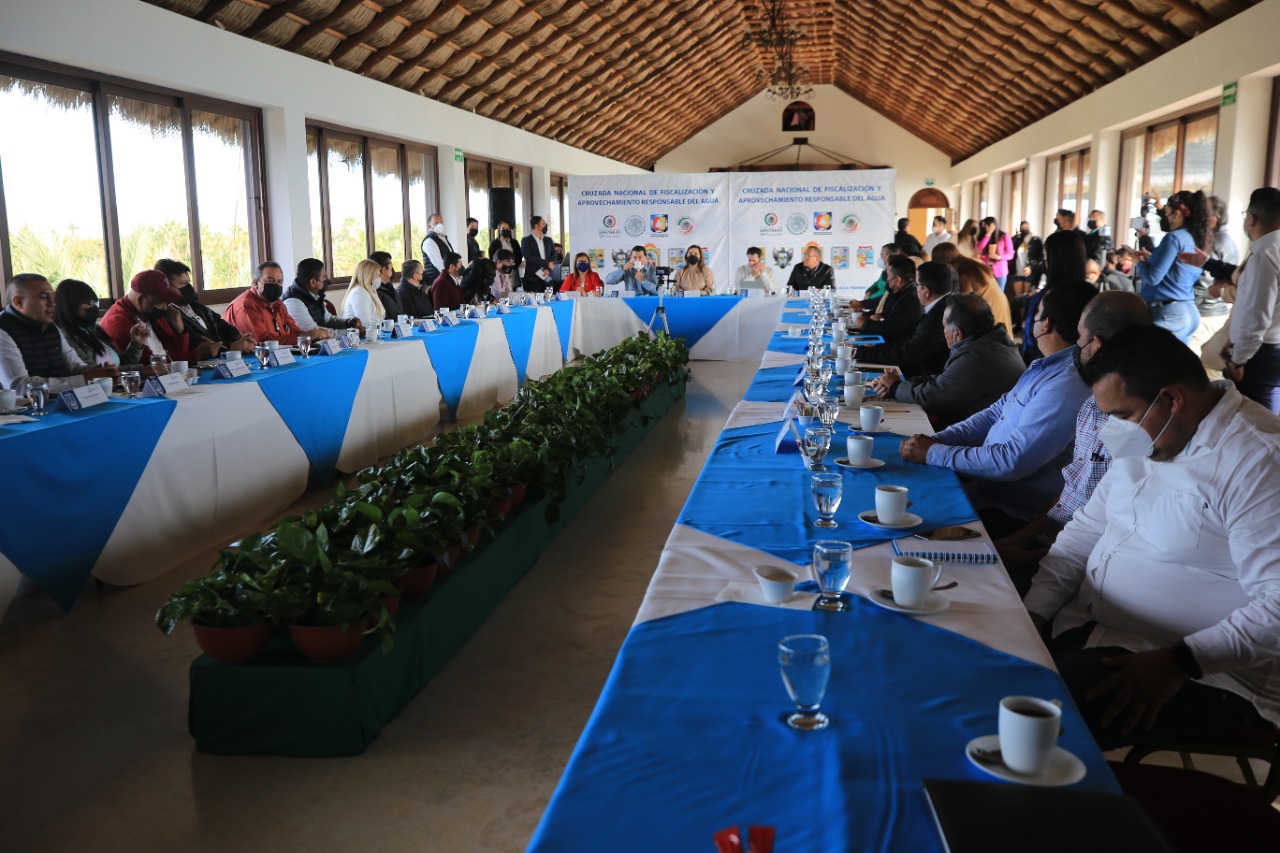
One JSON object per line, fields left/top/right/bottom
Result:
{"left": 1044, "top": 158, "right": 1061, "bottom": 215}
{"left": 408, "top": 149, "right": 430, "bottom": 263}
{"left": 370, "top": 143, "right": 404, "bottom": 263}
{"left": 1147, "top": 124, "right": 1179, "bottom": 205}
{"left": 548, "top": 177, "right": 563, "bottom": 247}
{"left": 0, "top": 76, "right": 109, "bottom": 292}
{"left": 514, "top": 170, "right": 530, "bottom": 242}
{"left": 1061, "top": 154, "right": 1079, "bottom": 214}
{"left": 467, "top": 160, "right": 491, "bottom": 243}
{"left": 108, "top": 95, "right": 191, "bottom": 279}
{"left": 307, "top": 130, "right": 324, "bottom": 262}
{"left": 1181, "top": 114, "right": 1217, "bottom": 193}
{"left": 1080, "top": 150, "right": 1092, "bottom": 215}
{"left": 1119, "top": 133, "right": 1146, "bottom": 225}
{"left": 191, "top": 109, "right": 251, "bottom": 291}
{"left": 326, "top": 137, "right": 367, "bottom": 279}
{"left": 492, "top": 165, "right": 511, "bottom": 188}
{"left": 1008, "top": 170, "right": 1024, "bottom": 229}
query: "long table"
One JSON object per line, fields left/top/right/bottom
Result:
{"left": 0, "top": 296, "right": 789, "bottom": 620}
{"left": 528, "top": 302, "right": 1120, "bottom": 851}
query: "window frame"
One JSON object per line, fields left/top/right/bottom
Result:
{"left": 1115, "top": 101, "right": 1219, "bottom": 220}
{"left": 550, "top": 172, "right": 569, "bottom": 251}
{"left": 0, "top": 51, "right": 270, "bottom": 300}
{"left": 1003, "top": 166, "right": 1026, "bottom": 231}
{"left": 1050, "top": 147, "right": 1091, "bottom": 215}
{"left": 464, "top": 155, "right": 534, "bottom": 243}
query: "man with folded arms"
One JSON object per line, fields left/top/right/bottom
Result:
{"left": 283, "top": 258, "right": 363, "bottom": 337}
{"left": 396, "top": 260, "right": 433, "bottom": 318}
{"left": 102, "top": 269, "right": 213, "bottom": 362}
{"left": 856, "top": 261, "right": 953, "bottom": 377}
{"left": 872, "top": 292, "right": 1024, "bottom": 429}
{"left": 154, "top": 259, "right": 254, "bottom": 354}
{"left": 224, "top": 262, "right": 327, "bottom": 346}
{"left": 1025, "top": 325, "right": 1280, "bottom": 748}
{"left": 1, "top": 273, "right": 119, "bottom": 392}
{"left": 431, "top": 252, "right": 466, "bottom": 312}
{"left": 899, "top": 281, "right": 1097, "bottom": 537}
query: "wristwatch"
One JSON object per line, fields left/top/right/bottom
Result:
{"left": 1170, "top": 639, "right": 1204, "bottom": 679}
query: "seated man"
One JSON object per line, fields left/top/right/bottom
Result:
{"left": 155, "top": 258, "right": 253, "bottom": 354}
{"left": 396, "top": 260, "right": 433, "bottom": 318}
{"left": 735, "top": 247, "right": 778, "bottom": 295}
{"left": 224, "top": 262, "right": 326, "bottom": 345}
{"left": 284, "top": 258, "right": 363, "bottom": 336}
{"left": 849, "top": 244, "right": 899, "bottom": 311}
{"left": 856, "top": 261, "right": 953, "bottom": 377}
{"left": 1025, "top": 325, "right": 1280, "bottom": 749}
{"left": 431, "top": 252, "right": 465, "bottom": 312}
{"left": 604, "top": 246, "right": 658, "bottom": 295}
{"left": 853, "top": 255, "right": 920, "bottom": 345}
{"left": 101, "top": 269, "right": 205, "bottom": 363}
{"left": 996, "top": 291, "right": 1153, "bottom": 578}
{"left": 370, "top": 251, "right": 402, "bottom": 318}
{"left": 872, "top": 293, "right": 1025, "bottom": 429}
{"left": 899, "top": 281, "right": 1097, "bottom": 537}
{"left": 491, "top": 250, "right": 520, "bottom": 298}
{"left": 0, "top": 273, "right": 118, "bottom": 392}
{"left": 785, "top": 245, "right": 835, "bottom": 292}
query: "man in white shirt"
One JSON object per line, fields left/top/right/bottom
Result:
{"left": 1025, "top": 325, "right": 1280, "bottom": 749}
{"left": 0, "top": 274, "right": 118, "bottom": 393}
{"left": 421, "top": 213, "right": 454, "bottom": 281}
{"left": 1224, "top": 187, "right": 1280, "bottom": 414}
{"left": 922, "top": 215, "right": 952, "bottom": 258}
{"left": 733, "top": 247, "right": 778, "bottom": 295}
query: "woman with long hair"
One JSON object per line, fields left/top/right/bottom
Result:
{"left": 976, "top": 217, "right": 1015, "bottom": 288}
{"left": 932, "top": 243, "right": 1013, "bottom": 333}
{"left": 1019, "top": 229, "right": 1088, "bottom": 362}
{"left": 955, "top": 219, "right": 979, "bottom": 257}
{"left": 1136, "top": 190, "right": 1212, "bottom": 342}
{"left": 560, "top": 252, "right": 603, "bottom": 295}
{"left": 487, "top": 220, "right": 523, "bottom": 270}
{"left": 341, "top": 259, "right": 386, "bottom": 330}
{"left": 673, "top": 245, "right": 715, "bottom": 295}
{"left": 54, "top": 278, "right": 147, "bottom": 369}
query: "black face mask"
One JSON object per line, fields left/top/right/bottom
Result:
{"left": 468, "top": 227, "right": 478, "bottom": 238}
{"left": 499, "top": 264, "right": 514, "bottom": 274}
{"left": 501, "top": 229, "right": 512, "bottom": 239}
{"left": 148, "top": 308, "right": 167, "bottom": 321}
{"left": 81, "top": 305, "right": 100, "bottom": 325}
{"left": 1020, "top": 227, "right": 1030, "bottom": 236}
{"left": 180, "top": 284, "right": 199, "bottom": 305}
{"left": 1087, "top": 219, "right": 1098, "bottom": 230}
{"left": 686, "top": 253, "right": 699, "bottom": 265}
{"left": 261, "top": 283, "right": 283, "bottom": 303}
{"left": 1072, "top": 344, "right": 1086, "bottom": 377}
{"left": 1157, "top": 213, "right": 1172, "bottom": 233}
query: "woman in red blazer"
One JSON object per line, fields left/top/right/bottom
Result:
{"left": 560, "top": 252, "right": 603, "bottom": 294}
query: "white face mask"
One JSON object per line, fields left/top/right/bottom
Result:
{"left": 432, "top": 222, "right": 444, "bottom": 234}
{"left": 1098, "top": 396, "right": 1173, "bottom": 460}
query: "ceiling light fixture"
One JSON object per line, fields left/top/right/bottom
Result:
{"left": 741, "top": 0, "right": 814, "bottom": 102}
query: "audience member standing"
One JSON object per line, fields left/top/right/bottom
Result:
{"left": 976, "top": 217, "right": 1015, "bottom": 289}
{"left": 922, "top": 216, "right": 952, "bottom": 257}
{"left": 894, "top": 217, "right": 923, "bottom": 254}
{"left": 521, "top": 216, "right": 556, "bottom": 292}
{"left": 1084, "top": 210, "right": 1113, "bottom": 265}
{"left": 1225, "top": 188, "right": 1280, "bottom": 413}
{"left": 488, "top": 222, "right": 523, "bottom": 271}
{"left": 465, "top": 218, "right": 482, "bottom": 266}
{"left": 1136, "top": 190, "right": 1211, "bottom": 343}
{"left": 421, "top": 214, "right": 454, "bottom": 281}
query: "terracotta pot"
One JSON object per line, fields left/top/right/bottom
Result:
{"left": 192, "top": 622, "right": 271, "bottom": 665}
{"left": 287, "top": 623, "right": 366, "bottom": 663}
{"left": 446, "top": 543, "right": 462, "bottom": 569}
{"left": 488, "top": 496, "right": 513, "bottom": 521}
{"left": 466, "top": 527, "right": 481, "bottom": 548}
{"left": 510, "top": 483, "right": 528, "bottom": 508}
{"left": 381, "top": 594, "right": 401, "bottom": 617}
{"left": 393, "top": 564, "right": 438, "bottom": 599}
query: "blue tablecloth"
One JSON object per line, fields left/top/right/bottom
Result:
{"left": 781, "top": 311, "right": 811, "bottom": 324}
{"left": 621, "top": 296, "right": 743, "bottom": 349}
{"left": 548, "top": 300, "right": 575, "bottom": 361}
{"left": 744, "top": 366, "right": 803, "bottom": 403}
{"left": 676, "top": 423, "right": 979, "bottom": 562}
{"left": 498, "top": 306, "right": 539, "bottom": 385}
{"left": 418, "top": 322, "right": 482, "bottom": 418}
{"left": 530, "top": 601, "right": 1119, "bottom": 852}
{"left": 0, "top": 398, "right": 175, "bottom": 610}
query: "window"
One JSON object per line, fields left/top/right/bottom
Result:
{"left": 549, "top": 173, "right": 569, "bottom": 252}
{"left": 0, "top": 57, "right": 268, "bottom": 298}
{"left": 1049, "top": 148, "right": 1091, "bottom": 216}
{"left": 1003, "top": 167, "right": 1025, "bottom": 231}
{"left": 464, "top": 156, "right": 533, "bottom": 248}
{"left": 974, "top": 179, "right": 988, "bottom": 220}
{"left": 1116, "top": 104, "right": 1218, "bottom": 240}
{"left": 306, "top": 123, "right": 437, "bottom": 281}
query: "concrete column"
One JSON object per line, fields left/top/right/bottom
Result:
{"left": 1025, "top": 155, "right": 1047, "bottom": 238}
{"left": 438, "top": 147, "right": 468, "bottom": 255}
{"left": 531, "top": 165, "right": 552, "bottom": 225}
{"left": 987, "top": 170, "right": 1005, "bottom": 225}
{"left": 1090, "top": 128, "right": 1121, "bottom": 226}
{"left": 1214, "top": 76, "right": 1271, "bottom": 248}
{"left": 261, "top": 104, "right": 312, "bottom": 274}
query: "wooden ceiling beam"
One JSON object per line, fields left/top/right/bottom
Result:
{"left": 282, "top": 0, "right": 372, "bottom": 52}
{"left": 328, "top": 4, "right": 419, "bottom": 65}
{"left": 355, "top": 1, "right": 468, "bottom": 76}
{"left": 239, "top": 0, "right": 307, "bottom": 40}
{"left": 971, "top": 0, "right": 1120, "bottom": 82}
{"left": 198, "top": 0, "right": 239, "bottom": 24}
{"left": 432, "top": 6, "right": 547, "bottom": 93}
{"left": 1048, "top": 0, "right": 1162, "bottom": 56}
{"left": 1096, "top": 0, "right": 1182, "bottom": 43}
{"left": 1160, "top": 0, "right": 1215, "bottom": 28}
{"left": 1019, "top": 0, "right": 1143, "bottom": 68}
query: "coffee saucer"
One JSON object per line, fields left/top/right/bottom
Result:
{"left": 0, "top": 406, "right": 32, "bottom": 416}
{"left": 857, "top": 510, "right": 922, "bottom": 529}
{"left": 964, "top": 735, "right": 1087, "bottom": 787}
{"left": 869, "top": 588, "right": 949, "bottom": 615}
{"left": 834, "top": 457, "right": 885, "bottom": 470}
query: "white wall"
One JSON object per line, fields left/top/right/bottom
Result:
{"left": 654, "top": 86, "right": 954, "bottom": 217}
{"left": 0, "top": 0, "right": 644, "bottom": 279}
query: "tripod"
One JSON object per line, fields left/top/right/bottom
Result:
{"left": 646, "top": 286, "right": 670, "bottom": 336}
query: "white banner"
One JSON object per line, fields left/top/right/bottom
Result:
{"left": 567, "top": 170, "right": 895, "bottom": 299}
{"left": 567, "top": 173, "right": 730, "bottom": 292}
{"left": 729, "top": 170, "right": 896, "bottom": 299}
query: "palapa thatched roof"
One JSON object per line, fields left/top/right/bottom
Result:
{"left": 141, "top": 0, "right": 1258, "bottom": 167}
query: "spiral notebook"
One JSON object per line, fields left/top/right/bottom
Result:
{"left": 892, "top": 537, "right": 998, "bottom": 564}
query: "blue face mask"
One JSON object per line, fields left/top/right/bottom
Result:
{"left": 576, "top": 261, "right": 589, "bottom": 272}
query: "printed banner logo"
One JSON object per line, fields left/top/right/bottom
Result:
{"left": 763, "top": 212, "right": 779, "bottom": 227}
{"left": 841, "top": 213, "right": 861, "bottom": 233}
{"left": 786, "top": 213, "right": 808, "bottom": 235}
{"left": 814, "top": 212, "right": 832, "bottom": 232}
{"left": 651, "top": 214, "right": 668, "bottom": 234}
{"left": 772, "top": 247, "right": 794, "bottom": 268}
{"left": 624, "top": 215, "right": 645, "bottom": 237}
{"left": 611, "top": 248, "right": 629, "bottom": 267}
{"left": 602, "top": 215, "right": 617, "bottom": 228}
{"left": 677, "top": 216, "right": 695, "bottom": 235}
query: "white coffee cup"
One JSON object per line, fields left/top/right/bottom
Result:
{"left": 875, "top": 484, "right": 909, "bottom": 525}
{"left": 171, "top": 360, "right": 188, "bottom": 376}
{"left": 365, "top": 327, "right": 378, "bottom": 342}
{"left": 844, "top": 384, "right": 864, "bottom": 407}
{"left": 835, "top": 356, "right": 851, "bottom": 374}
{"left": 753, "top": 565, "right": 798, "bottom": 604}
{"left": 94, "top": 377, "right": 114, "bottom": 397}
{"left": 837, "top": 344, "right": 853, "bottom": 360}
{"left": 847, "top": 434, "right": 874, "bottom": 465}
{"left": 860, "top": 404, "right": 883, "bottom": 432}
{"left": 891, "top": 555, "right": 939, "bottom": 610}
{"left": 831, "top": 326, "right": 847, "bottom": 344}
{"left": 998, "top": 696, "right": 1062, "bottom": 777}
{"left": 0, "top": 389, "right": 16, "bottom": 410}
{"left": 225, "top": 350, "right": 243, "bottom": 362}
{"left": 266, "top": 340, "right": 279, "bottom": 352}
{"left": 844, "top": 370, "right": 863, "bottom": 387}
{"left": 788, "top": 327, "right": 803, "bottom": 337}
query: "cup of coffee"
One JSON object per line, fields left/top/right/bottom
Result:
{"left": 831, "top": 326, "right": 846, "bottom": 344}
{"left": 0, "top": 389, "right": 16, "bottom": 410}
{"left": 999, "top": 696, "right": 1062, "bottom": 776}
{"left": 94, "top": 377, "right": 114, "bottom": 397}
{"left": 788, "top": 327, "right": 803, "bottom": 338}
{"left": 225, "top": 350, "right": 243, "bottom": 362}
{"left": 753, "top": 565, "right": 798, "bottom": 605}
{"left": 875, "top": 485, "right": 909, "bottom": 525}
{"left": 860, "top": 404, "right": 883, "bottom": 432}
{"left": 835, "top": 356, "right": 852, "bottom": 374}
{"left": 837, "top": 344, "right": 853, "bottom": 360}
{"left": 844, "top": 384, "right": 864, "bottom": 407}
{"left": 365, "top": 327, "right": 378, "bottom": 342}
{"left": 171, "top": 360, "right": 189, "bottom": 376}
{"left": 846, "top": 435, "right": 874, "bottom": 465}
{"left": 891, "top": 555, "right": 939, "bottom": 609}
{"left": 844, "top": 370, "right": 863, "bottom": 387}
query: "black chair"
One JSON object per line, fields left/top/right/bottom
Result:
{"left": 1122, "top": 724, "right": 1280, "bottom": 802}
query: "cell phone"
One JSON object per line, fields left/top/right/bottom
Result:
{"left": 1130, "top": 216, "right": 1146, "bottom": 232}
{"left": 913, "top": 525, "right": 981, "bottom": 541}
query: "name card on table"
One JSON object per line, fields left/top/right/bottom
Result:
{"left": 143, "top": 373, "right": 191, "bottom": 396}
{"left": 439, "top": 311, "right": 459, "bottom": 327}
{"left": 391, "top": 322, "right": 416, "bottom": 338}
{"left": 465, "top": 306, "right": 483, "bottom": 319}
{"left": 774, "top": 417, "right": 803, "bottom": 454}
{"left": 268, "top": 349, "right": 296, "bottom": 367}
{"left": 793, "top": 367, "right": 807, "bottom": 386}
{"left": 604, "top": 285, "right": 625, "bottom": 298}
{"left": 681, "top": 290, "right": 702, "bottom": 298}
{"left": 58, "top": 381, "right": 110, "bottom": 412}
{"left": 495, "top": 303, "right": 511, "bottom": 314}
{"left": 417, "top": 319, "right": 438, "bottom": 333}
{"left": 739, "top": 288, "right": 766, "bottom": 299}
{"left": 216, "top": 360, "right": 253, "bottom": 378}
{"left": 317, "top": 338, "right": 344, "bottom": 356}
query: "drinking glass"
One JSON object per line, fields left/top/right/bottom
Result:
{"left": 816, "top": 396, "right": 839, "bottom": 430}
{"left": 802, "top": 426, "right": 832, "bottom": 471}
{"left": 149, "top": 354, "right": 170, "bottom": 376}
{"left": 25, "top": 378, "right": 49, "bottom": 416}
{"left": 254, "top": 342, "right": 271, "bottom": 369}
{"left": 296, "top": 335, "right": 311, "bottom": 359}
{"left": 381, "top": 319, "right": 394, "bottom": 335}
{"left": 121, "top": 370, "right": 142, "bottom": 399}
{"left": 811, "top": 471, "right": 842, "bottom": 529}
{"left": 812, "top": 540, "right": 853, "bottom": 612}
{"left": 819, "top": 362, "right": 833, "bottom": 387}
{"left": 779, "top": 634, "right": 831, "bottom": 731}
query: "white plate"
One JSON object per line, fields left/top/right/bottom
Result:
{"left": 964, "top": 735, "right": 1087, "bottom": 787}
{"left": 869, "top": 587, "right": 949, "bottom": 615}
{"left": 834, "top": 457, "right": 886, "bottom": 470}
{"left": 857, "top": 510, "right": 923, "bottom": 529}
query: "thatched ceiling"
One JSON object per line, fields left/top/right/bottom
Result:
{"left": 143, "top": 0, "right": 1258, "bottom": 167}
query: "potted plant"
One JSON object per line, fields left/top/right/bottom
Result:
{"left": 155, "top": 565, "right": 273, "bottom": 665}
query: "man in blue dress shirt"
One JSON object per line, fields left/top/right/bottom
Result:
{"left": 900, "top": 281, "right": 1098, "bottom": 537}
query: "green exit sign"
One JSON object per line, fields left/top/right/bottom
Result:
{"left": 454, "top": 147, "right": 464, "bottom": 162}
{"left": 1222, "top": 82, "right": 1238, "bottom": 107}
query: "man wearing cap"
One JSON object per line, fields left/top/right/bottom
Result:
{"left": 1, "top": 273, "right": 119, "bottom": 393}
{"left": 102, "top": 270, "right": 219, "bottom": 362}
{"left": 223, "top": 261, "right": 326, "bottom": 346}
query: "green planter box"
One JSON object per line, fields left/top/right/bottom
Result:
{"left": 187, "top": 378, "right": 686, "bottom": 756}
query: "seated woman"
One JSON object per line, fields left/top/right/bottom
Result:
{"left": 54, "top": 278, "right": 148, "bottom": 370}
{"left": 462, "top": 258, "right": 498, "bottom": 303}
{"left": 560, "top": 253, "right": 603, "bottom": 294}
{"left": 673, "top": 246, "right": 714, "bottom": 295}
{"left": 341, "top": 259, "right": 386, "bottom": 330}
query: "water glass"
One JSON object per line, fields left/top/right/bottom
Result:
{"left": 25, "top": 378, "right": 49, "bottom": 416}
{"left": 296, "top": 335, "right": 311, "bottom": 359}
{"left": 779, "top": 634, "right": 831, "bottom": 731}
{"left": 254, "top": 342, "right": 271, "bottom": 369}
{"left": 812, "top": 540, "right": 853, "bottom": 612}
{"left": 380, "top": 319, "right": 394, "bottom": 335}
{"left": 816, "top": 396, "right": 839, "bottom": 429}
{"left": 811, "top": 471, "right": 842, "bottom": 529}
{"left": 121, "top": 370, "right": 142, "bottom": 398}
{"left": 149, "top": 354, "right": 171, "bottom": 376}
{"left": 803, "top": 426, "right": 832, "bottom": 471}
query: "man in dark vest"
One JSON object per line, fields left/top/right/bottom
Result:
{"left": 421, "top": 213, "right": 454, "bottom": 281}
{"left": 0, "top": 273, "right": 118, "bottom": 393}
{"left": 465, "top": 217, "right": 482, "bottom": 267}
{"left": 283, "top": 258, "right": 364, "bottom": 336}
{"left": 521, "top": 215, "right": 557, "bottom": 292}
